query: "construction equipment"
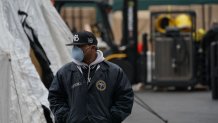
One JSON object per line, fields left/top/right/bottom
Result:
{"left": 201, "top": 23, "right": 218, "bottom": 98}
{"left": 210, "top": 42, "right": 218, "bottom": 99}
{"left": 155, "top": 15, "right": 174, "bottom": 33}
{"left": 150, "top": 11, "right": 197, "bottom": 88}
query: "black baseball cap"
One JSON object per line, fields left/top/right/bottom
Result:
{"left": 66, "top": 31, "right": 98, "bottom": 46}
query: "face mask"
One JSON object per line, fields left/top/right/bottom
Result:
{"left": 72, "top": 46, "right": 84, "bottom": 62}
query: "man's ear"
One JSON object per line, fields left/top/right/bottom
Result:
{"left": 92, "top": 45, "right": 97, "bottom": 50}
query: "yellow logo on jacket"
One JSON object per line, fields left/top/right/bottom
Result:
{"left": 96, "top": 80, "right": 106, "bottom": 91}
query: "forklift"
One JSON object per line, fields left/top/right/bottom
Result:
{"left": 54, "top": 0, "right": 140, "bottom": 84}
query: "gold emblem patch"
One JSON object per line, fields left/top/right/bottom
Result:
{"left": 96, "top": 80, "right": 106, "bottom": 91}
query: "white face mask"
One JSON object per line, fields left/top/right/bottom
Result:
{"left": 72, "top": 46, "right": 84, "bottom": 62}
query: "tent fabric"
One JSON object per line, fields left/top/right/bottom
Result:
{"left": 0, "top": 53, "right": 10, "bottom": 123}
{"left": 18, "top": 0, "right": 73, "bottom": 73}
{"left": 3, "top": 0, "right": 49, "bottom": 106}
{"left": 0, "top": 0, "right": 74, "bottom": 122}
{"left": 40, "top": 0, "right": 73, "bottom": 67}
{"left": 19, "top": 10, "right": 54, "bottom": 89}
{"left": 1, "top": 0, "right": 48, "bottom": 122}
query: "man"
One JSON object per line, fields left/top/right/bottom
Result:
{"left": 48, "top": 31, "right": 134, "bottom": 123}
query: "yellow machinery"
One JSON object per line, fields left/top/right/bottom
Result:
{"left": 175, "top": 14, "right": 192, "bottom": 32}
{"left": 150, "top": 11, "right": 197, "bottom": 88}
{"left": 155, "top": 13, "right": 192, "bottom": 33}
{"left": 155, "top": 15, "right": 174, "bottom": 33}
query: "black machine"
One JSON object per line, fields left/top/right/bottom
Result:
{"left": 54, "top": 0, "right": 139, "bottom": 84}
{"left": 202, "top": 23, "right": 218, "bottom": 99}
{"left": 210, "top": 42, "right": 218, "bottom": 99}
{"left": 150, "top": 11, "right": 197, "bottom": 88}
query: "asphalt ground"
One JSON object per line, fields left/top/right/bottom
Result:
{"left": 124, "top": 89, "right": 218, "bottom": 123}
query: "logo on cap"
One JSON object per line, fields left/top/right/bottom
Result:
{"left": 88, "top": 38, "right": 93, "bottom": 43}
{"left": 73, "top": 34, "right": 79, "bottom": 42}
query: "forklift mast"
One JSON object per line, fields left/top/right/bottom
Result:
{"left": 122, "top": 0, "right": 138, "bottom": 83}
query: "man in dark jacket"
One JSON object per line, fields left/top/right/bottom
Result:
{"left": 48, "top": 31, "right": 134, "bottom": 123}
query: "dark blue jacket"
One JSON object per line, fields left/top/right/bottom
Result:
{"left": 48, "top": 61, "right": 134, "bottom": 123}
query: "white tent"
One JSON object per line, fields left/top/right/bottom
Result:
{"left": 0, "top": 0, "right": 73, "bottom": 122}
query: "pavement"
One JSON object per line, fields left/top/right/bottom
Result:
{"left": 124, "top": 89, "right": 218, "bottom": 123}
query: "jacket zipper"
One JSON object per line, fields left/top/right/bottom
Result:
{"left": 87, "top": 66, "right": 91, "bottom": 85}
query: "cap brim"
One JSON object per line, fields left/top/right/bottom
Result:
{"left": 65, "top": 43, "right": 86, "bottom": 46}
{"left": 65, "top": 43, "right": 73, "bottom": 46}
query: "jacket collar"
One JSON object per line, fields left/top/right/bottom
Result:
{"left": 70, "top": 60, "right": 109, "bottom": 72}
{"left": 98, "top": 61, "right": 109, "bottom": 71}
{"left": 70, "top": 62, "right": 78, "bottom": 71}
